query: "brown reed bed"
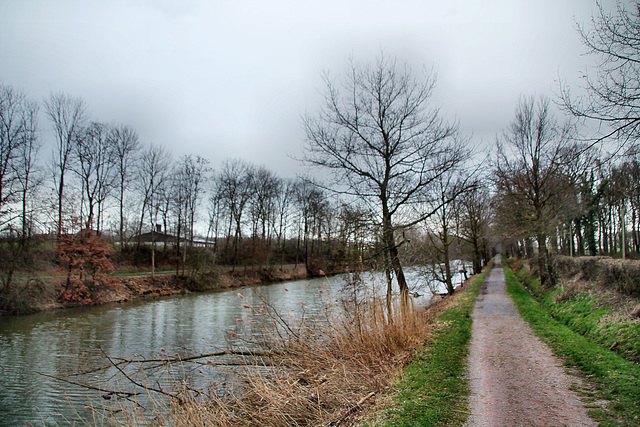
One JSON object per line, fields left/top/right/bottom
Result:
{"left": 105, "top": 291, "right": 439, "bottom": 426}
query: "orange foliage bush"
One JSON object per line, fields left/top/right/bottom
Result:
{"left": 56, "top": 229, "right": 116, "bottom": 305}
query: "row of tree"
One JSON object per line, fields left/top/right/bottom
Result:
{"left": 2, "top": 1, "right": 639, "bottom": 310}
{"left": 0, "top": 87, "right": 376, "bottom": 272}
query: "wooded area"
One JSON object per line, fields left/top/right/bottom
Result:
{"left": 1, "top": 2, "right": 640, "bottom": 312}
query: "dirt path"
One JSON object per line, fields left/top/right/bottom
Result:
{"left": 465, "top": 259, "right": 597, "bottom": 427}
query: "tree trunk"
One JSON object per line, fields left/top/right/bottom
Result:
{"left": 471, "top": 238, "right": 482, "bottom": 275}
{"left": 443, "top": 239, "right": 454, "bottom": 295}
{"left": 537, "top": 233, "right": 555, "bottom": 288}
{"left": 382, "top": 212, "right": 408, "bottom": 302}
{"left": 57, "top": 176, "right": 65, "bottom": 236}
{"left": 120, "top": 182, "right": 125, "bottom": 247}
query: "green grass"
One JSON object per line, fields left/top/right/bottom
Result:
{"left": 512, "top": 265, "right": 640, "bottom": 363}
{"left": 504, "top": 262, "right": 640, "bottom": 426}
{"left": 544, "top": 289, "right": 640, "bottom": 363}
{"left": 377, "top": 268, "right": 488, "bottom": 426}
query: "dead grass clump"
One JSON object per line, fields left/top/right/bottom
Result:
{"left": 554, "top": 277, "right": 589, "bottom": 304}
{"left": 132, "top": 297, "right": 434, "bottom": 427}
{"left": 554, "top": 255, "right": 640, "bottom": 298}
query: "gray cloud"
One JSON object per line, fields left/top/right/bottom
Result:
{"left": 0, "top": 0, "right": 621, "bottom": 176}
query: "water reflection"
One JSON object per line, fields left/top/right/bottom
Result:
{"left": 0, "top": 266, "right": 464, "bottom": 426}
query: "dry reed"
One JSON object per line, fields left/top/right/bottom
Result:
{"left": 107, "top": 291, "right": 435, "bottom": 426}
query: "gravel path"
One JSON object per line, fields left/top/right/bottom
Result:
{"left": 465, "top": 259, "right": 597, "bottom": 427}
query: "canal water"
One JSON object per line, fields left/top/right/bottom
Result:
{"left": 0, "top": 266, "right": 463, "bottom": 426}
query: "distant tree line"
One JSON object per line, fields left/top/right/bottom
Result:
{"left": 497, "top": 1, "right": 640, "bottom": 287}
{"left": 2, "top": 1, "right": 638, "bottom": 313}
{"left": 0, "top": 87, "right": 384, "bottom": 276}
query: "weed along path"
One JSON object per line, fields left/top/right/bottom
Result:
{"left": 465, "top": 258, "right": 596, "bottom": 427}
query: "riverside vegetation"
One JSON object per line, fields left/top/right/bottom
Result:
{"left": 83, "top": 266, "right": 488, "bottom": 426}
{"left": 79, "top": 254, "right": 638, "bottom": 426}
{"left": 505, "top": 257, "right": 640, "bottom": 426}
{"left": 0, "top": 238, "right": 345, "bottom": 316}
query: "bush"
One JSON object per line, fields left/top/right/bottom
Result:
{"left": 554, "top": 256, "right": 640, "bottom": 297}
{"left": 57, "top": 229, "right": 117, "bottom": 305}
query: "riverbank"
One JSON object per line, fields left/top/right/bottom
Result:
{"left": 506, "top": 257, "right": 640, "bottom": 425}
{"left": 369, "top": 263, "right": 488, "bottom": 425}
{"left": 111, "top": 273, "right": 470, "bottom": 426}
{"left": 0, "top": 264, "right": 312, "bottom": 316}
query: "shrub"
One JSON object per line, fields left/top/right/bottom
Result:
{"left": 554, "top": 256, "right": 640, "bottom": 298}
{"left": 57, "top": 229, "right": 117, "bottom": 305}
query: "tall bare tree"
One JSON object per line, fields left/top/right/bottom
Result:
{"left": 272, "top": 177, "right": 296, "bottom": 263}
{"left": 425, "top": 170, "right": 470, "bottom": 295}
{"left": 458, "top": 182, "right": 492, "bottom": 275}
{"left": 249, "top": 166, "right": 281, "bottom": 261}
{"left": 560, "top": 1, "right": 640, "bottom": 149}
{"left": 110, "top": 124, "right": 140, "bottom": 245}
{"left": 72, "top": 122, "right": 116, "bottom": 231}
{"left": 12, "top": 98, "right": 40, "bottom": 238}
{"left": 171, "top": 155, "right": 210, "bottom": 275}
{"left": 495, "top": 96, "right": 578, "bottom": 287}
{"left": 135, "top": 144, "right": 171, "bottom": 242}
{"left": 293, "top": 178, "right": 329, "bottom": 268}
{"left": 0, "top": 84, "right": 37, "bottom": 230}
{"left": 303, "top": 54, "right": 465, "bottom": 300}
{"left": 217, "top": 159, "right": 254, "bottom": 267}
{"left": 45, "top": 92, "right": 87, "bottom": 235}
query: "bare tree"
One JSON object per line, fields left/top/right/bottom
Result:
{"left": 458, "top": 182, "right": 492, "bottom": 275}
{"left": 272, "top": 177, "right": 296, "bottom": 264}
{"left": 293, "top": 178, "right": 329, "bottom": 269}
{"left": 425, "top": 171, "right": 470, "bottom": 295}
{"left": 205, "top": 173, "right": 224, "bottom": 256}
{"left": 0, "top": 84, "right": 40, "bottom": 301}
{"left": 171, "top": 155, "right": 210, "bottom": 275}
{"left": 45, "top": 92, "right": 87, "bottom": 235}
{"left": 72, "top": 122, "right": 116, "bottom": 232}
{"left": 13, "top": 99, "right": 40, "bottom": 239}
{"left": 110, "top": 124, "right": 140, "bottom": 245}
{"left": 560, "top": 1, "right": 640, "bottom": 149}
{"left": 248, "top": 166, "right": 281, "bottom": 264}
{"left": 217, "top": 159, "right": 254, "bottom": 267}
{"left": 0, "top": 84, "right": 38, "bottom": 231}
{"left": 303, "top": 54, "right": 465, "bottom": 301}
{"left": 134, "top": 144, "right": 171, "bottom": 244}
{"left": 495, "top": 96, "right": 578, "bottom": 287}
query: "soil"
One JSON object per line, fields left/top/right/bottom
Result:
{"left": 465, "top": 258, "right": 597, "bottom": 427}
{"left": 1, "top": 264, "right": 311, "bottom": 316}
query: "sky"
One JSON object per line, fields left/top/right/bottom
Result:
{"left": 0, "top": 0, "right": 623, "bottom": 178}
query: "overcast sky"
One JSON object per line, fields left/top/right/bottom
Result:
{"left": 0, "top": 0, "right": 623, "bottom": 177}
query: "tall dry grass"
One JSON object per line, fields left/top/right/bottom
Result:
{"left": 108, "top": 293, "right": 435, "bottom": 426}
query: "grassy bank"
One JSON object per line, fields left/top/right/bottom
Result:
{"left": 0, "top": 264, "right": 310, "bottom": 316}
{"left": 107, "top": 283, "right": 438, "bottom": 426}
{"left": 504, "top": 261, "right": 640, "bottom": 426}
{"left": 373, "top": 267, "right": 488, "bottom": 426}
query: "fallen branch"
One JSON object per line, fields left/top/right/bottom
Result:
{"left": 37, "top": 371, "right": 139, "bottom": 398}
{"left": 68, "top": 349, "right": 276, "bottom": 377}
{"left": 328, "top": 391, "right": 376, "bottom": 426}
{"left": 100, "top": 347, "right": 179, "bottom": 402}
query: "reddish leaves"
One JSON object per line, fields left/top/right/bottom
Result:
{"left": 56, "top": 229, "right": 116, "bottom": 305}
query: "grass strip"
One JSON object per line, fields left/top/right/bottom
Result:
{"left": 503, "top": 263, "right": 640, "bottom": 426}
{"left": 378, "top": 269, "right": 488, "bottom": 426}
